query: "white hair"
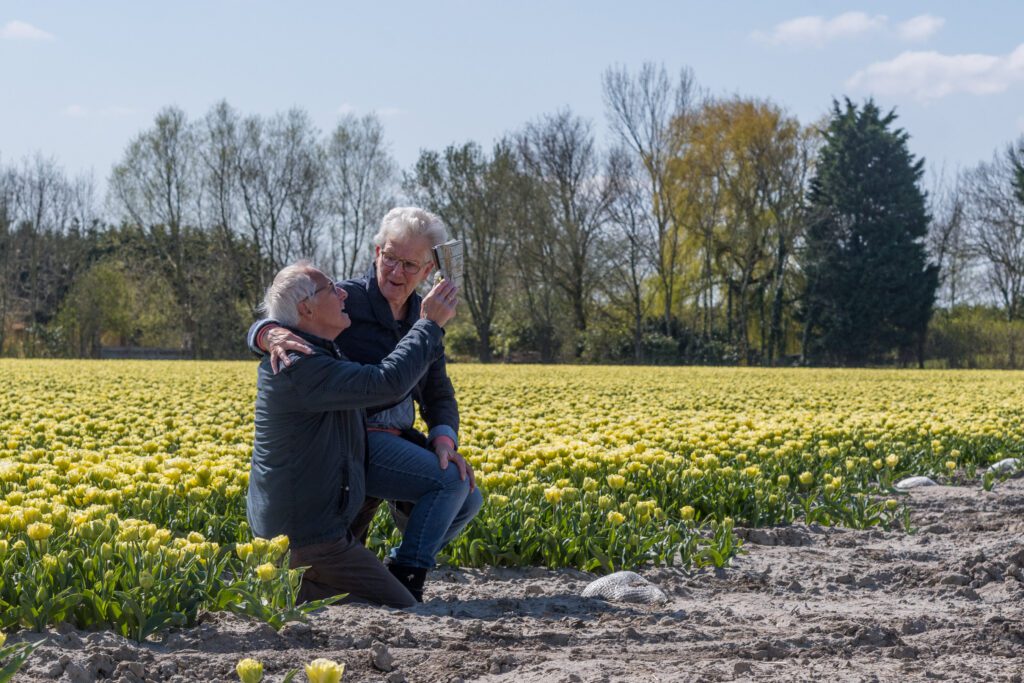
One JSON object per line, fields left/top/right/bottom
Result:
{"left": 373, "top": 207, "right": 448, "bottom": 250}
{"left": 258, "top": 260, "right": 317, "bottom": 327}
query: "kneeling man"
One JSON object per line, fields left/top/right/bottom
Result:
{"left": 247, "top": 260, "right": 457, "bottom": 607}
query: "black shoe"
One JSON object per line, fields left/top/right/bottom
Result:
{"left": 387, "top": 562, "right": 427, "bottom": 602}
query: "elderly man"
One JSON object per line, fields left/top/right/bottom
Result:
{"left": 249, "top": 207, "right": 482, "bottom": 602}
{"left": 247, "top": 260, "right": 458, "bottom": 608}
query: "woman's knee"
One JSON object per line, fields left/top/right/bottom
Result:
{"left": 463, "top": 486, "right": 484, "bottom": 518}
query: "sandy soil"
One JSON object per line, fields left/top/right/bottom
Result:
{"left": 11, "top": 478, "right": 1024, "bottom": 683}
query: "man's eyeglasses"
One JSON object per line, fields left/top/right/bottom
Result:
{"left": 380, "top": 251, "right": 425, "bottom": 275}
{"left": 304, "top": 279, "right": 338, "bottom": 301}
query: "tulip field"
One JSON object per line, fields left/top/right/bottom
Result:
{"left": 1, "top": 360, "right": 1023, "bottom": 641}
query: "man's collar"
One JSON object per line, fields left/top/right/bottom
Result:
{"left": 282, "top": 325, "right": 338, "bottom": 353}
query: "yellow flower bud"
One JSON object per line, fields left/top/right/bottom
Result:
{"left": 606, "top": 474, "right": 626, "bottom": 490}
{"left": 256, "top": 563, "right": 276, "bottom": 582}
{"left": 777, "top": 474, "right": 790, "bottom": 487}
{"left": 885, "top": 454, "right": 899, "bottom": 468}
{"left": 27, "top": 522, "right": 54, "bottom": 541}
{"left": 885, "top": 499, "right": 899, "bottom": 511}
{"left": 139, "top": 571, "right": 155, "bottom": 590}
{"left": 235, "top": 658, "right": 264, "bottom": 683}
{"left": 304, "top": 658, "right": 345, "bottom": 683}
{"left": 607, "top": 511, "right": 626, "bottom": 526}
{"left": 269, "top": 534, "right": 289, "bottom": 559}
{"left": 798, "top": 471, "right": 814, "bottom": 486}
{"left": 235, "top": 542, "right": 253, "bottom": 562}
{"left": 680, "top": 505, "right": 695, "bottom": 521}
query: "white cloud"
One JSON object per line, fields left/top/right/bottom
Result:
{"left": 753, "top": 12, "right": 887, "bottom": 48}
{"left": 897, "top": 14, "right": 945, "bottom": 42}
{"left": 337, "top": 103, "right": 356, "bottom": 115}
{"left": 754, "top": 12, "right": 946, "bottom": 48}
{"left": 847, "top": 45, "right": 1024, "bottom": 101}
{"left": 0, "top": 19, "right": 54, "bottom": 41}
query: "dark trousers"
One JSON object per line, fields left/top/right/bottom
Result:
{"left": 289, "top": 533, "right": 416, "bottom": 608}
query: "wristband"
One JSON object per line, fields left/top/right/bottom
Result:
{"left": 256, "top": 325, "right": 272, "bottom": 352}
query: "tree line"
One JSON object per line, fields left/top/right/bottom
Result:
{"left": 1, "top": 63, "right": 1022, "bottom": 366}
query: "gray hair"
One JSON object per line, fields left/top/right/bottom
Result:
{"left": 373, "top": 207, "right": 448, "bottom": 251}
{"left": 258, "top": 260, "right": 317, "bottom": 327}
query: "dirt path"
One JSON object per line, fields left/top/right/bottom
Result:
{"left": 13, "top": 478, "right": 1024, "bottom": 682}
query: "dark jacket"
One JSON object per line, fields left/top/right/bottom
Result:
{"left": 248, "top": 266, "right": 459, "bottom": 442}
{"left": 247, "top": 319, "right": 444, "bottom": 548}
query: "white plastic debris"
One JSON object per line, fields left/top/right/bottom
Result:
{"left": 988, "top": 458, "right": 1021, "bottom": 475}
{"left": 582, "top": 571, "right": 668, "bottom": 604}
{"left": 894, "top": 476, "right": 937, "bottom": 490}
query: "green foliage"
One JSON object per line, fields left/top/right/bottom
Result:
{"left": 926, "top": 306, "right": 1024, "bottom": 369}
{"left": 800, "top": 98, "right": 939, "bottom": 366}
{"left": 0, "top": 635, "right": 41, "bottom": 682}
{"left": 52, "top": 260, "right": 182, "bottom": 357}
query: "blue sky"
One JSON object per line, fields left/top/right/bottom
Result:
{"left": 2, "top": 1, "right": 1023, "bottom": 193}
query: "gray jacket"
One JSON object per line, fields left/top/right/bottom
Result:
{"left": 247, "top": 318, "right": 444, "bottom": 547}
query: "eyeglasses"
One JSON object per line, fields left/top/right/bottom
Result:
{"left": 304, "top": 278, "right": 338, "bottom": 301}
{"left": 379, "top": 250, "right": 425, "bottom": 275}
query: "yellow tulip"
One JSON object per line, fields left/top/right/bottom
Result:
{"left": 304, "top": 658, "right": 345, "bottom": 683}
{"left": 235, "top": 658, "right": 263, "bottom": 683}
{"left": 27, "top": 522, "right": 54, "bottom": 541}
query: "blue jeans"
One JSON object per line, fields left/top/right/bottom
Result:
{"left": 365, "top": 431, "right": 483, "bottom": 569}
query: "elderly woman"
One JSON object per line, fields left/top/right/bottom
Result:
{"left": 248, "top": 207, "right": 482, "bottom": 601}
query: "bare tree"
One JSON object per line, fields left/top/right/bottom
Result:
{"left": 927, "top": 168, "right": 973, "bottom": 309}
{"left": 324, "top": 114, "right": 396, "bottom": 278}
{"left": 109, "top": 106, "right": 198, "bottom": 232}
{"left": 602, "top": 147, "right": 656, "bottom": 361}
{"left": 603, "top": 62, "right": 698, "bottom": 335}
{"left": 517, "top": 109, "right": 616, "bottom": 353}
{"left": 197, "top": 101, "right": 242, "bottom": 243}
{"left": 0, "top": 158, "right": 17, "bottom": 352}
{"left": 13, "top": 155, "right": 78, "bottom": 353}
{"left": 408, "top": 140, "right": 520, "bottom": 361}
{"left": 962, "top": 140, "right": 1024, "bottom": 364}
{"left": 109, "top": 106, "right": 201, "bottom": 352}
{"left": 237, "top": 109, "right": 323, "bottom": 283}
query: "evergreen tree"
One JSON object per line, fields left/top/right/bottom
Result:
{"left": 800, "top": 99, "right": 938, "bottom": 366}
{"left": 1011, "top": 140, "right": 1024, "bottom": 207}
